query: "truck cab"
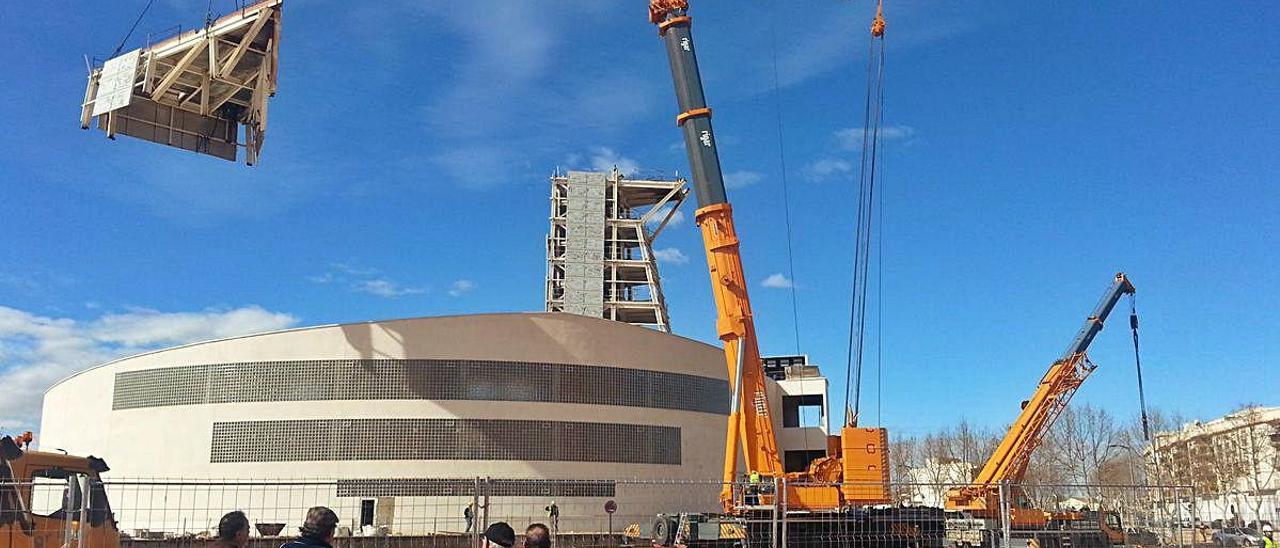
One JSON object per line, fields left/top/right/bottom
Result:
{"left": 1, "top": 435, "right": 120, "bottom": 548}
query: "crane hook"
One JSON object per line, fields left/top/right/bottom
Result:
{"left": 871, "top": 0, "right": 886, "bottom": 37}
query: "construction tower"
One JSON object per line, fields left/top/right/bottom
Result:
{"left": 545, "top": 169, "right": 688, "bottom": 332}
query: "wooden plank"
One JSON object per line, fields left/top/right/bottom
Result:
{"left": 219, "top": 8, "right": 271, "bottom": 79}
{"left": 207, "top": 35, "right": 218, "bottom": 77}
{"left": 151, "top": 44, "right": 203, "bottom": 99}
{"left": 209, "top": 68, "right": 261, "bottom": 112}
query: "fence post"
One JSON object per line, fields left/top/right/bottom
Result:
{"left": 1175, "top": 486, "right": 1186, "bottom": 548}
{"left": 472, "top": 476, "right": 481, "bottom": 548}
{"left": 998, "top": 481, "right": 1012, "bottom": 548}
{"left": 63, "top": 481, "right": 77, "bottom": 548}
{"left": 780, "top": 477, "right": 788, "bottom": 548}
{"left": 78, "top": 475, "right": 90, "bottom": 548}
{"left": 768, "top": 476, "right": 778, "bottom": 548}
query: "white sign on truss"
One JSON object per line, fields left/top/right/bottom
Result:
{"left": 91, "top": 49, "right": 141, "bottom": 117}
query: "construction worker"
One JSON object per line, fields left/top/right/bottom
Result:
{"left": 746, "top": 471, "right": 762, "bottom": 505}
{"left": 1261, "top": 525, "right": 1275, "bottom": 548}
{"left": 544, "top": 500, "right": 559, "bottom": 533}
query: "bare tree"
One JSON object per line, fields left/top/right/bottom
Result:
{"left": 1043, "top": 403, "right": 1124, "bottom": 485}
{"left": 1222, "top": 404, "right": 1279, "bottom": 524}
{"left": 890, "top": 436, "right": 922, "bottom": 503}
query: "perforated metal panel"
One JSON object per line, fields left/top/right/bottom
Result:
{"left": 210, "top": 419, "right": 681, "bottom": 464}
{"left": 336, "top": 478, "right": 616, "bottom": 498}
{"left": 112, "top": 359, "right": 728, "bottom": 414}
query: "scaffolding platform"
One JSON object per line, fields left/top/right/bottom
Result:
{"left": 545, "top": 169, "right": 689, "bottom": 332}
{"left": 80, "top": 0, "right": 282, "bottom": 165}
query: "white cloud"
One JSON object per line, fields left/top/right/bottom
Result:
{"left": 329, "top": 262, "right": 380, "bottom": 277}
{"left": 653, "top": 247, "right": 690, "bottom": 265}
{"left": 646, "top": 205, "right": 686, "bottom": 229}
{"left": 805, "top": 159, "right": 855, "bottom": 182}
{"left": 588, "top": 147, "right": 639, "bottom": 176}
{"left": 354, "top": 279, "right": 425, "bottom": 298}
{"left": 448, "top": 279, "right": 477, "bottom": 297}
{"left": 88, "top": 307, "right": 297, "bottom": 347}
{"left": 834, "top": 125, "right": 916, "bottom": 150}
{"left": 761, "top": 273, "right": 794, "bottom": 289}
{"left": 313, "top": 263, "right": 426, "bottom": 299}
{"left": 725, "top": 170, "right": 765, "bottom": 190}
{"left": 0, "top": 305, "right": 297, "bottom": 431}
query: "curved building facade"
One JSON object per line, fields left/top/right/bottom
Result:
{"left": 40, "top": 312, "right": 733, "bottom": 534}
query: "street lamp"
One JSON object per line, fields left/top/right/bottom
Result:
{"left": 1108, "top": 443, "right": 1143, "bottom": 487}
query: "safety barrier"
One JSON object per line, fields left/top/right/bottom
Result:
{"left": 2, "top": 478, "right": 1265, "bottom": 547}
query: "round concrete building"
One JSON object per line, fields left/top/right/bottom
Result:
{"left": 40, "top": 312, "right": 733, "bottom": 536}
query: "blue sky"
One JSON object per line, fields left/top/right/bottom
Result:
{"left": 1, "top": 1, "right": 1276, "bottom": 434}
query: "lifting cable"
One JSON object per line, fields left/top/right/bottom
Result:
{"left": 844, "top": 0, "right": 887, "bottom": 425}
{"left": 1129, "top": 295, "right": 1153, "bottom": 442}
{"left": 111, "top": 0, "right": 157, "bottom": 57}
{"left": 769, "top": 18, "right": 803, "bottom": 356}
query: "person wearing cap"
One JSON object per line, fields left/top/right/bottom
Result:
{"left": 280, "top": 506, "right": 339, "bottom": 548}
{"left": 1261, "top": 525, "right": 1275, "bottom": 548}
{"left": 484, "top": 521, "right": 516, "bottom": 548}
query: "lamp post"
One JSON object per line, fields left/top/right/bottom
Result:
{"left": 1109, "top": 443, "right": 1142, "bottom": 545}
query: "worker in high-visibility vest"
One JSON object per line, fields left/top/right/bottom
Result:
{"left": 746, "top": 471, "right": 762, "bottom": 505}
{"left": 1261, "top": 526, "right": 1275, "bottom": 548}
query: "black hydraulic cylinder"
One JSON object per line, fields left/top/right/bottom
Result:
{"left": 658, "top": 16, "right": 728, "bottom": 208}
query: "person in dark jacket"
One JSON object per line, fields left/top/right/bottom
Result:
{"left": 280, "top": 506, "right": 339, "bottom": 548}
{"left": 213, "top": 510, "right": 250, "bottom": 548}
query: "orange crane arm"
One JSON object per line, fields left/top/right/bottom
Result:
{"left": 648, "top": 0, "right": 785, "bottom": 503}
{"left": 948, "top": 273, "right": 1136, "bottom": 513}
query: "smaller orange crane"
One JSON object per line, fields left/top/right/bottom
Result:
{"left": 945, "top": 273, "right": 1137, "bottom": 547}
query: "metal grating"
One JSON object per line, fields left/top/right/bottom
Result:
{"left": 336, "top": 478, "right": 616, "bottom": 498}
{"left": 210, "top": 419, "right": 681, "bottom": 464}
{"left": 112, "top": 359, "right": 728, "bottom": 414}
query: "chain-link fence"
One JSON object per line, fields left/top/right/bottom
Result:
{"left": 2, "top": 477, "right": 1251, "bottom": 547}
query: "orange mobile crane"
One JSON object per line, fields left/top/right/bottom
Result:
{"left": 0, "top": 434, "right": 121, "bottom": 548}
{"left": 944, "top": 273, "right": 1138, "bottom": 548}
{"left": 646, "top": 2, "right": 941, "bottom": 546}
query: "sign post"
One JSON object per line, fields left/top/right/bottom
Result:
{"left": 604, "top": 499, "right": 617, "bottom": 539}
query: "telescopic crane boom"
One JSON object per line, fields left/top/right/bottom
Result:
{"left": 649, "top": 0, "right": 892, "bottom": 513}
{"left": 650, "top": 0, "right": 784, "bottom": 493}
{"left": 946, "top": 273, "right": 1137, "bottom": 521}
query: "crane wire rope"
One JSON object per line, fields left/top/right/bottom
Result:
{"left": 768, "top": 14, "right": 820, "bottom": 452}
{"left": 1129, "top": 295, "right": 1153, "bottom": 442}
{"left": 876, "top": 129, "right": 885, "bottom": 426}
{"left": 844, "top": 0, "right": 887, "bottom": 425}
{"left": 111, "top": 0, "right": 157, "bottom": 57}
{"left": 768, "top": 17, "right": 804, "bottom": 356}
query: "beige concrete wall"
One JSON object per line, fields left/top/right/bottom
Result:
{"left": 41, "top": 313, "right": 729, "bottom": 481}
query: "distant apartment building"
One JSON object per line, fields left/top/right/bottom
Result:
{"left": 898, "top": 459, "right": 975, "bottom": 507}
{"left": 1150, "top": 406, "right": 1280, "bottom": 522}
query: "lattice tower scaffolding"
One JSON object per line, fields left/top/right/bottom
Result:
{"left": 545, "top": 169, "right": 688, "bottom": 332}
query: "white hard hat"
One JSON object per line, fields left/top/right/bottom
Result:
{"left": 1263, "top": 524, "right": 1274, "bottom": 533}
